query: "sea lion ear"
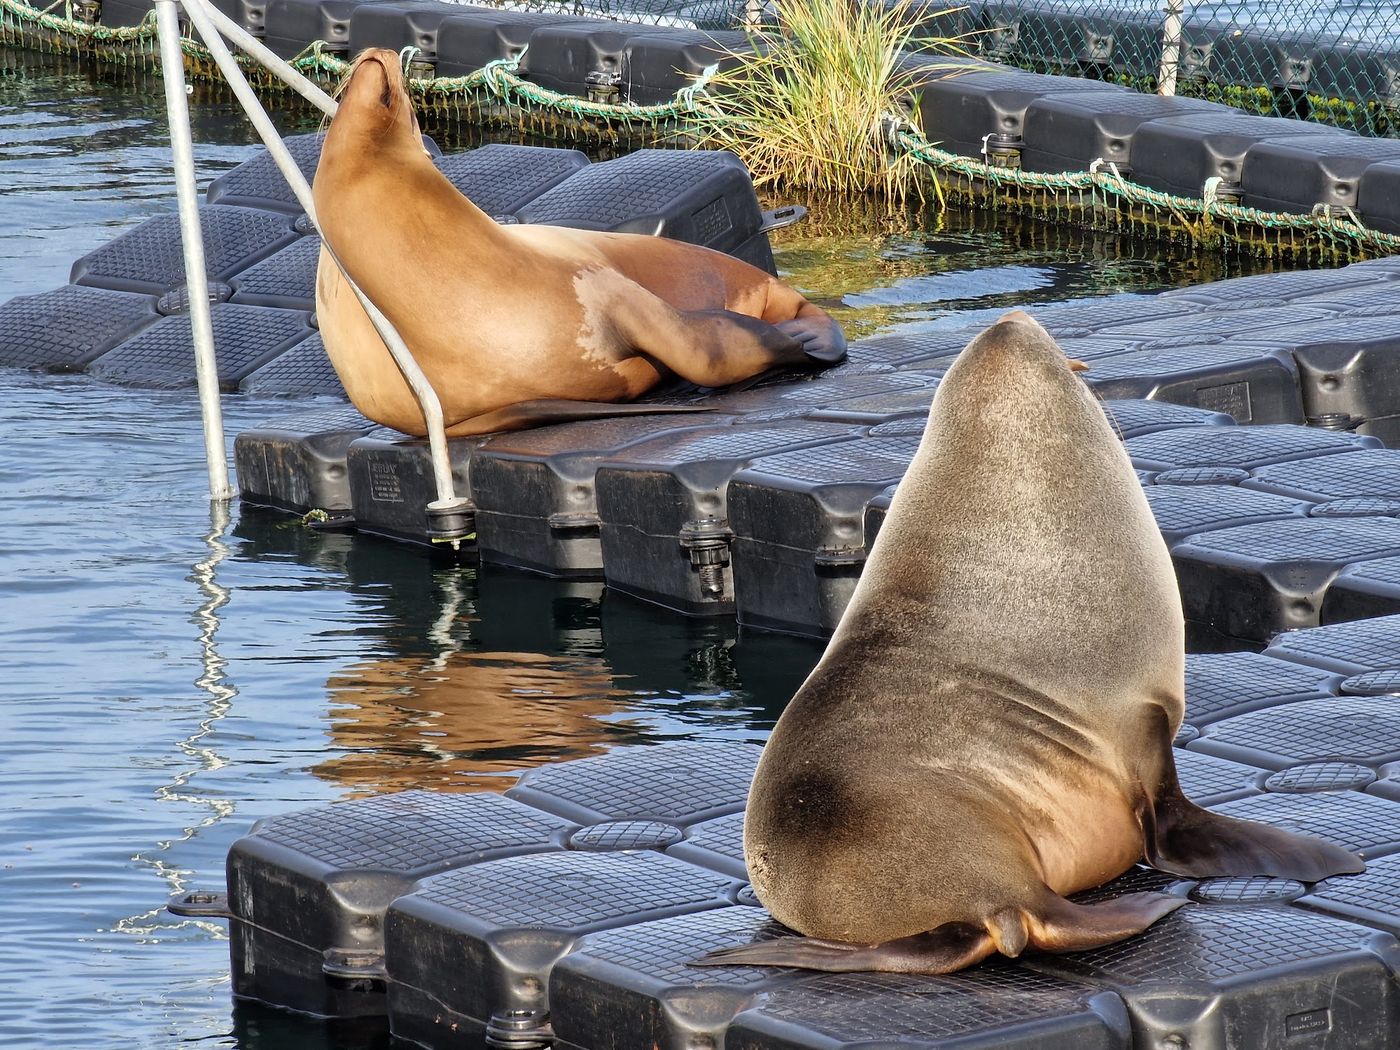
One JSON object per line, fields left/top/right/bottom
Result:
{"left": 1133, "top": 706, "right": 1366, "bottom": 881}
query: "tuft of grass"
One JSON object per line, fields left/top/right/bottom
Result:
{"left": 693, "top": 0, "right": 968, "bottom": 204}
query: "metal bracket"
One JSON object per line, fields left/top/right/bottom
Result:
{"left": 759, "top": 205, "right": 807, "bottom": 233}
{"left": 585, "top": 70, "right": 622, "bottom": 104}
{"left": 814, "top": 545, "right": 867, "bottom": 571}
{"left": 678, "top": 517, "right": 734, "bottom": 599}
{"left": 167, "top": 889, "right": 232, "bottom": 918}
{"left": 487, "top": 1009, "right": 554, "bottom": 1050}
{"left": 981, "top": 133, "right": 1024, "bottom": 170}
{"left": 321, "top": 948, "right": 387, "bottom": 981}
{"left": 427, "top": 497, "right": 477, "bottom": 548}
{"left": 548, "top": 511, "right": 601, "bottom": 532}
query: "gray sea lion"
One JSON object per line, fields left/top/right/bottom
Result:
{"left": 312, "top": 49, "right": 847, "bottom": 438}
{"left": 699, "top": 310, "right": 1363, "bottom": 974}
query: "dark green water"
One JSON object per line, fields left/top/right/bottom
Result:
{"left": 0, "top": 46, "right": 1274, "bottom": 1050}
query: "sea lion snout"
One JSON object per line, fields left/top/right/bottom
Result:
{"left": 338, "top": 49, "right": 411, "bottom": 121}
{"left": 953, "top": 308, "right": 1085, "bottom": 382}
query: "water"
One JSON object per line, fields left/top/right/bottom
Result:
{"left": 0, "top": 46, "right": 1269, "bottom": 1050}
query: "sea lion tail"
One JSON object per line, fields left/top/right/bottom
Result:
{"left": 1135, "top": 706, "right": 1366, "bottom": 882}
{"left": 692, "top": 922, "right": 996, "bottom": 974}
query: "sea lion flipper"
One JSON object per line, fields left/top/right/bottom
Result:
{"left": 774, "top": 312, "right": 849, "bottom": 365}
{"left": 1135, "top": 707, "right": 1366, "bottom": 881}
{"left": 693, "top": 923, "right": 995, "bottom": 974}
{"left": 1028, "top": 890, "right": 1185, "bottom": 952}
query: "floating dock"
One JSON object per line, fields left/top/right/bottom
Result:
{"left": 8, "top": 134, "right": 1400, "bottom": 644}
{"left": 11, "top": 0, "right": 1400, "bottom": 132}
{"left": 177, "top": 640, "right": 1400, "bottom": 1050}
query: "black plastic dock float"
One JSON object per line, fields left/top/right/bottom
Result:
{"left": 198, "top": 728, "right": 1400, "bottom": 1050}
{"left": 234, "top": 406, "right": 383, "bottom": 517}
{"left": 728, "top": 435, "right": 920, "bottom": 636}
{"left": 469, "top": 415, "right": 737, "bottom": 577}
{"left": 0, "top": 137, "right": 785, "bottom": 404}
{"left": 593, "top": 423, "right": 862, "bottom": 616}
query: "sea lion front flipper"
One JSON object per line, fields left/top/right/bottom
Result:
{"left": 1027, "top": 890, "right": 1186, "bottom": 952}
{"left": 693, "top": 922, "right": 995, "bottom": 974}
{"left": 1134, "top": 706, "right": 1366, "bottom": 881}
{"left": 774, "top": 308, "right": 849, "bottom": 365}
{"left": 445, "top": 399, "right": 714, "bottom": 437}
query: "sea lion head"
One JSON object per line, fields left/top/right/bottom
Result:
{"left": 852, "top": 306, "right": 1180, "bottom": 703}
{"left": 330, "top": 47, "right": 425, "bottom": 149}
{"left": 950, "top": 309, "right": 1087, "bottom": 391}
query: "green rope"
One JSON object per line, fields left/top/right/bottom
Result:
{"left": 0, "top": 0, "right": 153, "bottom": 40}
{"left": 891, "top": 128, "right": 1400, "bottom": 255}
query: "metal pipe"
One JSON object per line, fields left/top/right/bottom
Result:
{"left": 191, "top": 0, "right": 338, "bottom": 117}
{"left": 1157, "top": 0, "right": 1185, "bottom": 97}
{"left": 180, "top": 0, "right": 465, "bottom": 513}
{"left": 154, "top": 0, "right": 234, "bottom": 502}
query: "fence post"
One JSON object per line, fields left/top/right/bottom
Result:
{"left": 1157, "top": 0, "right": 1185, "bottom": 97}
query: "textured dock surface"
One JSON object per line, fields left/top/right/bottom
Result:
{"left": 206, "top": 689, "right": 1400, "bottom": 1050}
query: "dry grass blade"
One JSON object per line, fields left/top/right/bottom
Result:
{"left": 693, "top": 0, "right": 970, "bottom": 205}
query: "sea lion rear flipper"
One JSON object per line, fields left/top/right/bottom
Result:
{"left": 693, "top": 922, "right": 995, "bottom": 974}
{"left": 1135, "top": 706, "right": 1365, "bottom": 881}
{"left": 447, "top": 399, "right": 714, "bottom": 436}
{"left": 1027, "top": 890, "right": 1185, "bottom": 952}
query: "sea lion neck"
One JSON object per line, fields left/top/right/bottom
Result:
{"left": 843, "top": 309, "right": 1182, "bottom": 700}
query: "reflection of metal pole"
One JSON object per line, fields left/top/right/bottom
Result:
{"left": 154, "top": 0, "right": 234, "bottom": 502}
{"left": 1157, "top": 0, "right": 1185, "bottom": 97}
{"left": 117, "top": 502, "right": 237, "bottom": 938}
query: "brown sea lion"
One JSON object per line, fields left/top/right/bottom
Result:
{"left": 312, "top": 49, "right": 847, "bottom": 438}
{"left": 698, "top": 310, "right": 1362, "bottom": 974}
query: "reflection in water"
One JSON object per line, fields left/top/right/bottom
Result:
{"left": 281, "top": 535, "right": 823, "bottom": 796}
{"left": 116, "top": 502, "right": 237, "bottom": 940}
{"left": 321, "top": 647, "right": 636, "bottom": 793}
{"left": 769, "top": 198, "right": 1273, "bottom": 341}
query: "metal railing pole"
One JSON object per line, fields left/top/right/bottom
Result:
{"left": 154, "top": 0, "right": 234, "bottom": 502}
{"left": 1157, "top": 0, "right": 1185, "bottom": 97}
{"left": 178, "top": 0, "right": 469, "bottom": 526}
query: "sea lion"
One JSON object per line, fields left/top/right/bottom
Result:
{"left": 698, "top": 310, "right": 1363, "bottom": 974}
{"left": 312, "top": 49, "right": 847, "bottom": 438}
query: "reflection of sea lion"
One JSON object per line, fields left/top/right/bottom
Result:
{"left": 701, "top": 311, "right": 1363, "bottom": 974}
{"left": 312, "top": 50, "right": 847, "bottom": 438}
{"left": 318, "top": 650, "right": 636, "bottom": 794}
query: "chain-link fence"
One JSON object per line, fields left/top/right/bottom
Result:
{"left": 4, "top": 0, "right": 1397, "bottom": 133}
{"left": 910, "top": 0, "right": 1400, "bottom": 134}
{"left": 486, "top": 0, "right": 1399, "bottom": 134}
